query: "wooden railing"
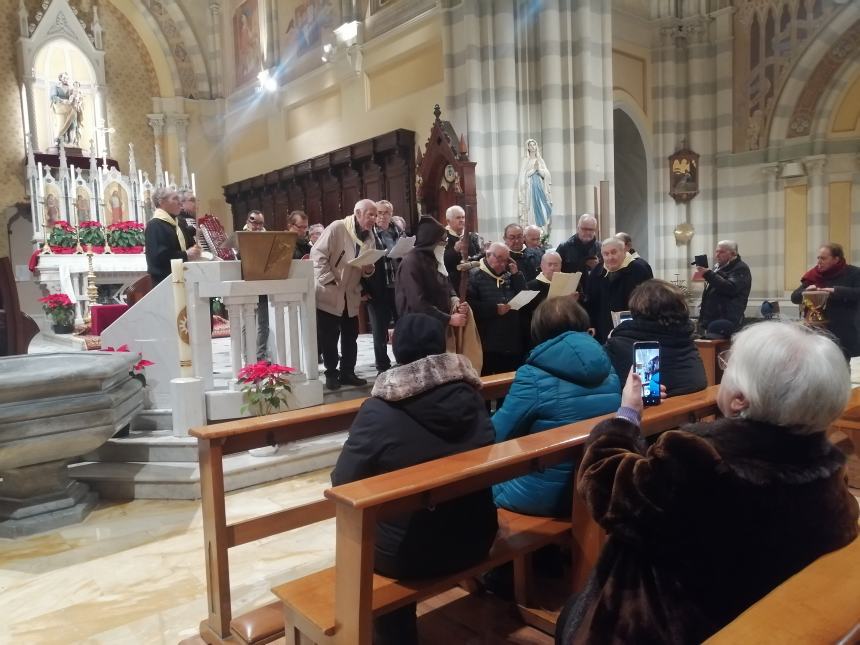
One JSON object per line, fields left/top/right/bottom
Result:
{"left": 190, "top": 372, "right": 515, "bottom": 643}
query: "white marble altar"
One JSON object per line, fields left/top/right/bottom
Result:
{"left": 35, "top": 252, "right": 146, "bottom": 324}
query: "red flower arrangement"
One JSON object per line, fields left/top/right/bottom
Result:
{"left": 47, "top": 220, "right": 77, "bottom": 249}
{"left": 38, "top": 293, "right": 75, "bottom": 327}
{"left": 78, "top": 220, "right": 106, "bottom": 247}
{"left": 107, "top": 221, "right": 145, "bottom": 250}
{"left": 103, "top": 344, "right": 155, "bottom": 386}
{"left": 237, "top": 360, "right": 296, "bottom": 416}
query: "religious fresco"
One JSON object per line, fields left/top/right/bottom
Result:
{"left": 279, "top": 0, "right": 340, "bottom": 64}
{"left": 75, "top": 186, "right": 92, "bottom": 223}
{"left": 234, "top": 0, "right": 263, "bottom": 87}
{"left": 43, "top": 185, "right": 62, "bottom": 228}
{"left": 103, "top": 182, "right": 130, "bottom": 225}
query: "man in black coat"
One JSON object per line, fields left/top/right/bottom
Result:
{"left": 585, "top": 237, "right": 651, "bottom": 342}
{"left": 287, "top": 210, "right": 312, "bottom": 259}
{"left": 395, "top": 216, "right": 466, "bottom": 328}
{"left": 331, "top": 313, "right": 498, "bottom": 645}
{"left": 443, "top": 205, "right": 483, "bottom": 292}
{"left": 791, "top": 241, "right": 860, "bottom": 357}
{"left": 695, "top": 239, "right": 752, "bottom": 335}
{"left": 615, "top": 231, "right": 653, "bottom": 279}
{"left": 145, "top": 187, "right": 201, "bottom": 284}
{"left": 363, "top": 200, "right": 403, "bottom": 372}
{"left": 556, "top": 213, "right": 601, "bottom": 291}
{"left": 467, "top": 242, "right": 527, "bottom": 374}
{"left": 503, "top": 223, "right": 538, "bottom": 281}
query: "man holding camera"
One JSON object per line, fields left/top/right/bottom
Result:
{"left": 694, "top": 240, "right": 751, "bottom": 337}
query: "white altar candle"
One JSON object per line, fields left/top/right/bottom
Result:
{"left": 171, "top": 258, "right": 193, "bottom": 377}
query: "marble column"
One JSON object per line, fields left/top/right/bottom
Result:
{"left": 805, "top": 155, "right": 828, "bottom": 266}
{"left": 147, "top": 113, "right": 166, "bottom": 186}
{"left": 761, "top": 163, "right": 782, "bottom": 295}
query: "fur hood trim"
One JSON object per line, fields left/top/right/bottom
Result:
{"left": 372, "top": 353, "right": 481, "bottom": 401}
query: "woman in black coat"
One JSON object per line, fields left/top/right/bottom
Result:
{"left": 557, "top": 321, "right": 858, "bottom": 644}
{"left": 331, "top": 313, "right": 498, "bottom": 645}
{"left": 791, "top": 241, "right": 860, "bottom": 358}
{"left": 604, "top": 279, "right": 707, "bottom": 395}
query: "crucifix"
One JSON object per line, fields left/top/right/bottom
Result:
{"left": 95, "top": 119, "right": 115, "bottom": 171}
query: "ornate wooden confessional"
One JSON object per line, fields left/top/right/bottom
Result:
{"left": 415, "top": 105, "right": 478, "bottom": 232}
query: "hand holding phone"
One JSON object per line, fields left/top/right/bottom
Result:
{"left": 633, "top": 341, "right": 661, "bottom": 406}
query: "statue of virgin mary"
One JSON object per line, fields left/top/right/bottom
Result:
{"left": 518, "top": 138, "right": 553, "bottom": 231}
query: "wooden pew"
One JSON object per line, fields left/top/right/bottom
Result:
{"left": 695, "top": 338, "right": 731, "bottom": 387}
{"left": 272, "top": 387, "right": 722, "bottom": 645}
{"left": 705, "top": 537, "right": 860, "bottom": 644}
{"left": 191, "top": 372, "right": 515, "bottom": 645}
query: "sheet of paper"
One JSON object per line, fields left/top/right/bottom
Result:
{"left": 347, "top": 248, "right": 387, "bottom": 267}
{"left": 386, "top": 236, "right": 415, "bottom": 259}
{"left": 547, "top": 271, "right": 581, "bottom": 300}
{"left": 507, "top": 290, "right": 540, "bottom": 311}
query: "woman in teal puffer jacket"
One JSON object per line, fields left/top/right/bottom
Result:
{"left": 492, "top": 297, "right": 621, "bottom": 517}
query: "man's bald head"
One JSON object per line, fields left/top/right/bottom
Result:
{"left": 541, "top": 251, "right": 562, "bottom": 278}
{"left": 486, "top": 242, "right": 511, "bottom": 273}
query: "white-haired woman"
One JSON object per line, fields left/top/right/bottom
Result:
{"left": 557, "top": 321, "right": 859, "bottom": 645}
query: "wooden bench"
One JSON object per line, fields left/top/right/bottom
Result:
{"left": 191, "top": 372, "right": 515, "bottom": 645}
{"left": 695, "top": 338, "right": 731, "bottom": 386}
{"left": 705, "top": 537, "right": 860, "bottom": 644}
{"left": 272, "top": 387, "right": 722, "bottom": 645}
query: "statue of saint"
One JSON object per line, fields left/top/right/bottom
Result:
{"left": 109, "top": 189, "right": 123, "bottom": 224}
{"left": 50, "top": 73, "right": 82, "bottom": 147}
{"left": 518, "top": 138, "right": 553, "bottom": 230}
{"left": 76, "top": 193, "right": 90, "bottom": 222}
{"left": 45, "top": 193, "right": 59, "bottom": 227}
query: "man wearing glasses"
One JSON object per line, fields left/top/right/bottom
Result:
{"left": 556, "top": 214, "right": 602, "bottom": 286}
{"left": 287, "top": 211, "right": 311, "bottom": 259}
{"left": 503, "top": 224, "right": 538, "bottom": 281}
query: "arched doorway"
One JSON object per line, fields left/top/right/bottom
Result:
{"left": 613, "top": 108, "right": 649, "bottom": 261}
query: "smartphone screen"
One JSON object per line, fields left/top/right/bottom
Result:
{"left": 633, "top": 341, "right": 661, "bottom": 406}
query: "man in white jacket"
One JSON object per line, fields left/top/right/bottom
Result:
{"left": 311, "top": 199, "right": 378, "bottom": 390}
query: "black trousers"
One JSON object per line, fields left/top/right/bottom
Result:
{"left": 317, "top": 308, "right": 358, "bottom": 378}
{"left": 367, "top": 288, "right": 397, "bottom": 370}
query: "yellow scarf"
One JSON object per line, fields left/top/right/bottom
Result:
{"left": 445, "top": 225, "right": 462, "bottom": 239}
{"left": 153, "top": 208, "right": 187, "bottom": 251}
{"left": 536, "top": 272, "right": 551, "bottom": 284}
{"left": 344, "top": 215, "right": 370, "bottom": 250}
{"left": 478, "top": 258, "right": 506, "bottom": 287}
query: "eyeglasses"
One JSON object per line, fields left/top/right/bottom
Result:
{"left": 717, "top": 350, "right": 731, "bottom": 371}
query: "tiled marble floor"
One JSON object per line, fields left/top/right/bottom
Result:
{"left": 0, "top": 469, "right": 335, "bottom": 645}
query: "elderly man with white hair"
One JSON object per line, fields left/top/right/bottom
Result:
{"left": 560, "top": 320, "right": 859, "bottom": 643}
{"left": 144, "top": 186, "right": 201, "bottom": 284}
{"left": 467, "top": 242, "right": 527, "bottom": 375}
{"left": 584, "top": 237, "right": 651, "bottom": 342}
{"left": 311, "top": 199, "right": 378, "bottom": 390}
{"left": 557, "top": 214, "right": 601, "bottom": 277}
{"left": 694, "top": 239, "right": 751, "bottom": 338}
{"left": 443, "top": 205, "right": 484, "bottom": 291}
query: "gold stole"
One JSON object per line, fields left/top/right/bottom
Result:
{"left": 152, "top": 208, "right": 187, "bottom": 252}
{"left": 478, "top": 258, "right": 505, "bottom": 287}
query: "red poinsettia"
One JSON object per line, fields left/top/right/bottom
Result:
{"left": 237, "top": 360, "right": 296, "bottom": 416}
{"left": 38, "top": 293, "right": 75, "bottom": 326}
{"left": 103, "top": 344, "right": 155, "bottom": 384}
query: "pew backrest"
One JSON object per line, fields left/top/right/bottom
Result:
{"left": 191, "top": 371, "right": 516, "bottom": 642}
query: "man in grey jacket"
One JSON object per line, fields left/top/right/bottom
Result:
{"left": 311, "top": 199, "right": 378, "bottom": 390}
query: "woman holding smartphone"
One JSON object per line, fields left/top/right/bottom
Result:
{"left": 556, "top": 321, "right": 858, "bottom": 644}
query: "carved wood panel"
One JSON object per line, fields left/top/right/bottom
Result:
{"left": 224, "top": 129, "right": 416, "bottom": 232}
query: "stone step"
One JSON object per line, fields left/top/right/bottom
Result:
{"left": 85, "top": 431, "right": 198, "bottom": 463}
{"left": 69, "top": 431, "right": 347, "bottom": 499}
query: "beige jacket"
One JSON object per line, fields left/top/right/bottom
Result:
{"left": 311, "top": 216, "right": 374, "bottom": 317}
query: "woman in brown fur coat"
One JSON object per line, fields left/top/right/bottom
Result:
{"left": 558, "top": 321, "right": 859, "bottom": 644}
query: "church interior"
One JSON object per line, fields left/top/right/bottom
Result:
{"left": 1, "top": 0, "right": 860, "bottom": 643}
